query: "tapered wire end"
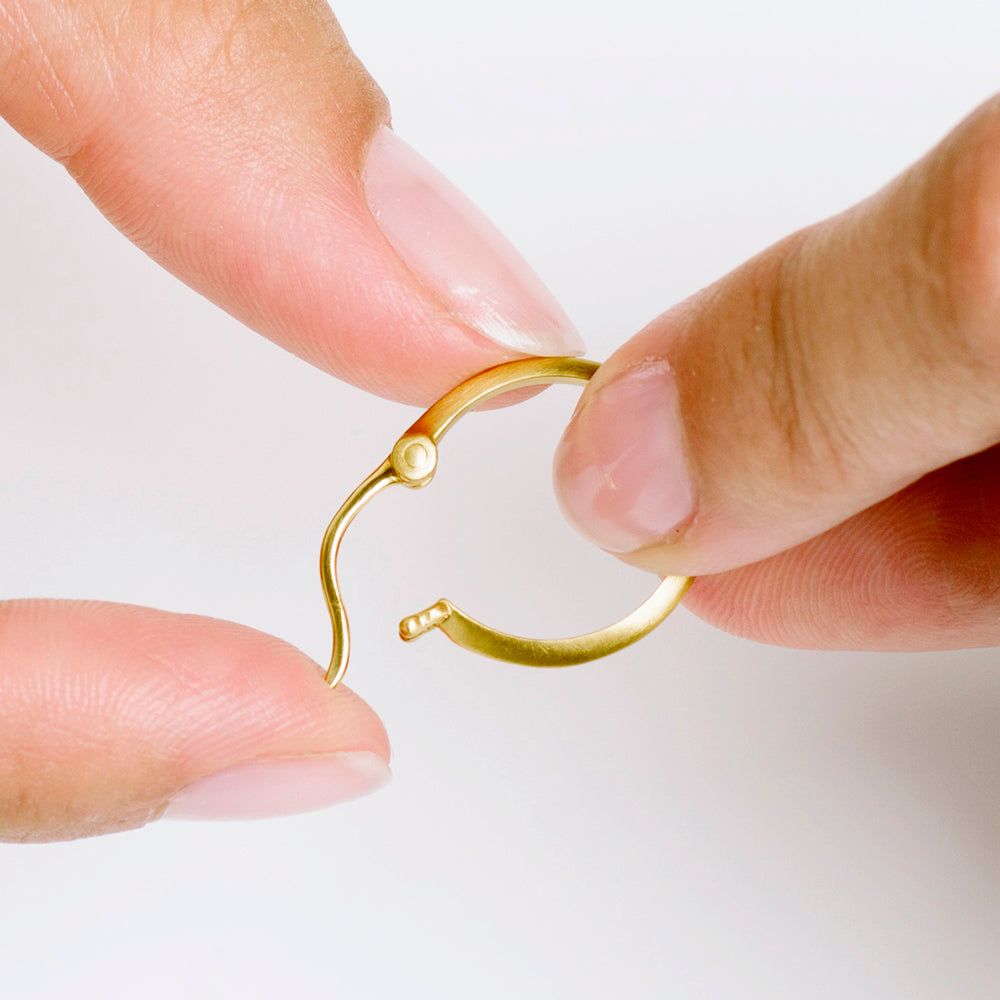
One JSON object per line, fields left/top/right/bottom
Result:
{"left": 324, "top": 659, "right": 347, "bottom": 688}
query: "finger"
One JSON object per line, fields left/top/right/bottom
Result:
{"left": 684, "top": 444, "right": 1000, "bottom": 650}
{"left": 0, "top": 1, "right": 581, "bottom": 404}
{"left": 554, "top": 94, "right": 1000, "bottom": 575}
{"left": 0, "top": 600, "right": 390, "bottom": 842}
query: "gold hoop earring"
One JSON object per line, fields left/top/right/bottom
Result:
{"left": 320, "top": 357, "right": 692, "bottom": 688}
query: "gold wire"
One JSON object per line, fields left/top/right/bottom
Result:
{"left": 320, "top": 357, "right": 692, "bottom": 687}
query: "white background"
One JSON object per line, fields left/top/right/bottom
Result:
{"left": 2, "top": 0, "right": 1000, "bottom": 997}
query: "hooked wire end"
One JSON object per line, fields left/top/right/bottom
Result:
{"left": 399, "top": 600, "right": 453, "bottom": 641}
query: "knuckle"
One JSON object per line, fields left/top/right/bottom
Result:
{"left": 746, "top": 232, "right": 847, "bottom": 473}
{"left": 903, "top": 449, "right": 1000, "bottom": 628}
{"left": 910, "top": 535, "right": 1000, "bottom": 628}
{"left": 0, "top": 779, "right": 40, "bottom": 844}
{"left": 917, "top": 95, "right": 1000, "bottom": 385}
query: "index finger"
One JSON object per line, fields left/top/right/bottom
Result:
{"left": 0, "top": 0, "right": 581, "bottom": 403}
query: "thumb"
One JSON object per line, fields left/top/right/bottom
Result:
{"left": 0, "top": 1, "right": 581, "bottom": 404}
{"left": 555, "top": 95, "right": 1000, "bottom": 578}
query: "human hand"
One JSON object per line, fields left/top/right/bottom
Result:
{"left": 0, "top": 0, "right": 581, "bottom": 841}
{"left": 555, "top": 95, "right": 1000, "bottom": 652}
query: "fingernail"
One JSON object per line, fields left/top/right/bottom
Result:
{"left": 164, "top": 751, "right": 391, "bottom": 821}
{"left": 553, "top": 361, "right": 694, "bottom": 553}
{"left": 364, "top": 127, "right": 584, "bottom": 357}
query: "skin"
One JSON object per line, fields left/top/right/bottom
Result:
{"left": 588, "top": 97, "right": 1000, "bottom": 650}
{"left": 1, "top": 0, "right": 997, "bottom": 840}
{"left": 0, "top": 0, "right": 510, "bottom": 843}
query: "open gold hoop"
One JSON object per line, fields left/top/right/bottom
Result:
{"left": 320, "top": 357, "right": 692, "bottom": 687}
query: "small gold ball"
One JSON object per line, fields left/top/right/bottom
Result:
{"left": 403, "top": 442, "right": 428, "bottom": 469}
{"left": 392, "top": 433, "right": 437, "bottom": 485}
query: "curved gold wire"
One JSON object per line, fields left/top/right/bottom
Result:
{"left": 320, "top": 357, "right": 693, "bottom": 687}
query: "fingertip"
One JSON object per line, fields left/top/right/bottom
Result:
{"left": 0, "top": 601, "right": 390, "bottom": 841}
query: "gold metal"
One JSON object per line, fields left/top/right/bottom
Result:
{"left": 320, "top": 357, "right": 692, "bottom": 687}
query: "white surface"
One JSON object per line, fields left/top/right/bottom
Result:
{"left": 2, "top": 1, "right": 1000, "bottom": 996}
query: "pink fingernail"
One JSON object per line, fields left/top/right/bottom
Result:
{"left": 364, "top": 126, "right": 584, "bottom": 357}
{"left": 553, "top": 361, "right": 694, "bottom": 553}
{"left": 164, "top": 751, "right": 391, "bottom": 821}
